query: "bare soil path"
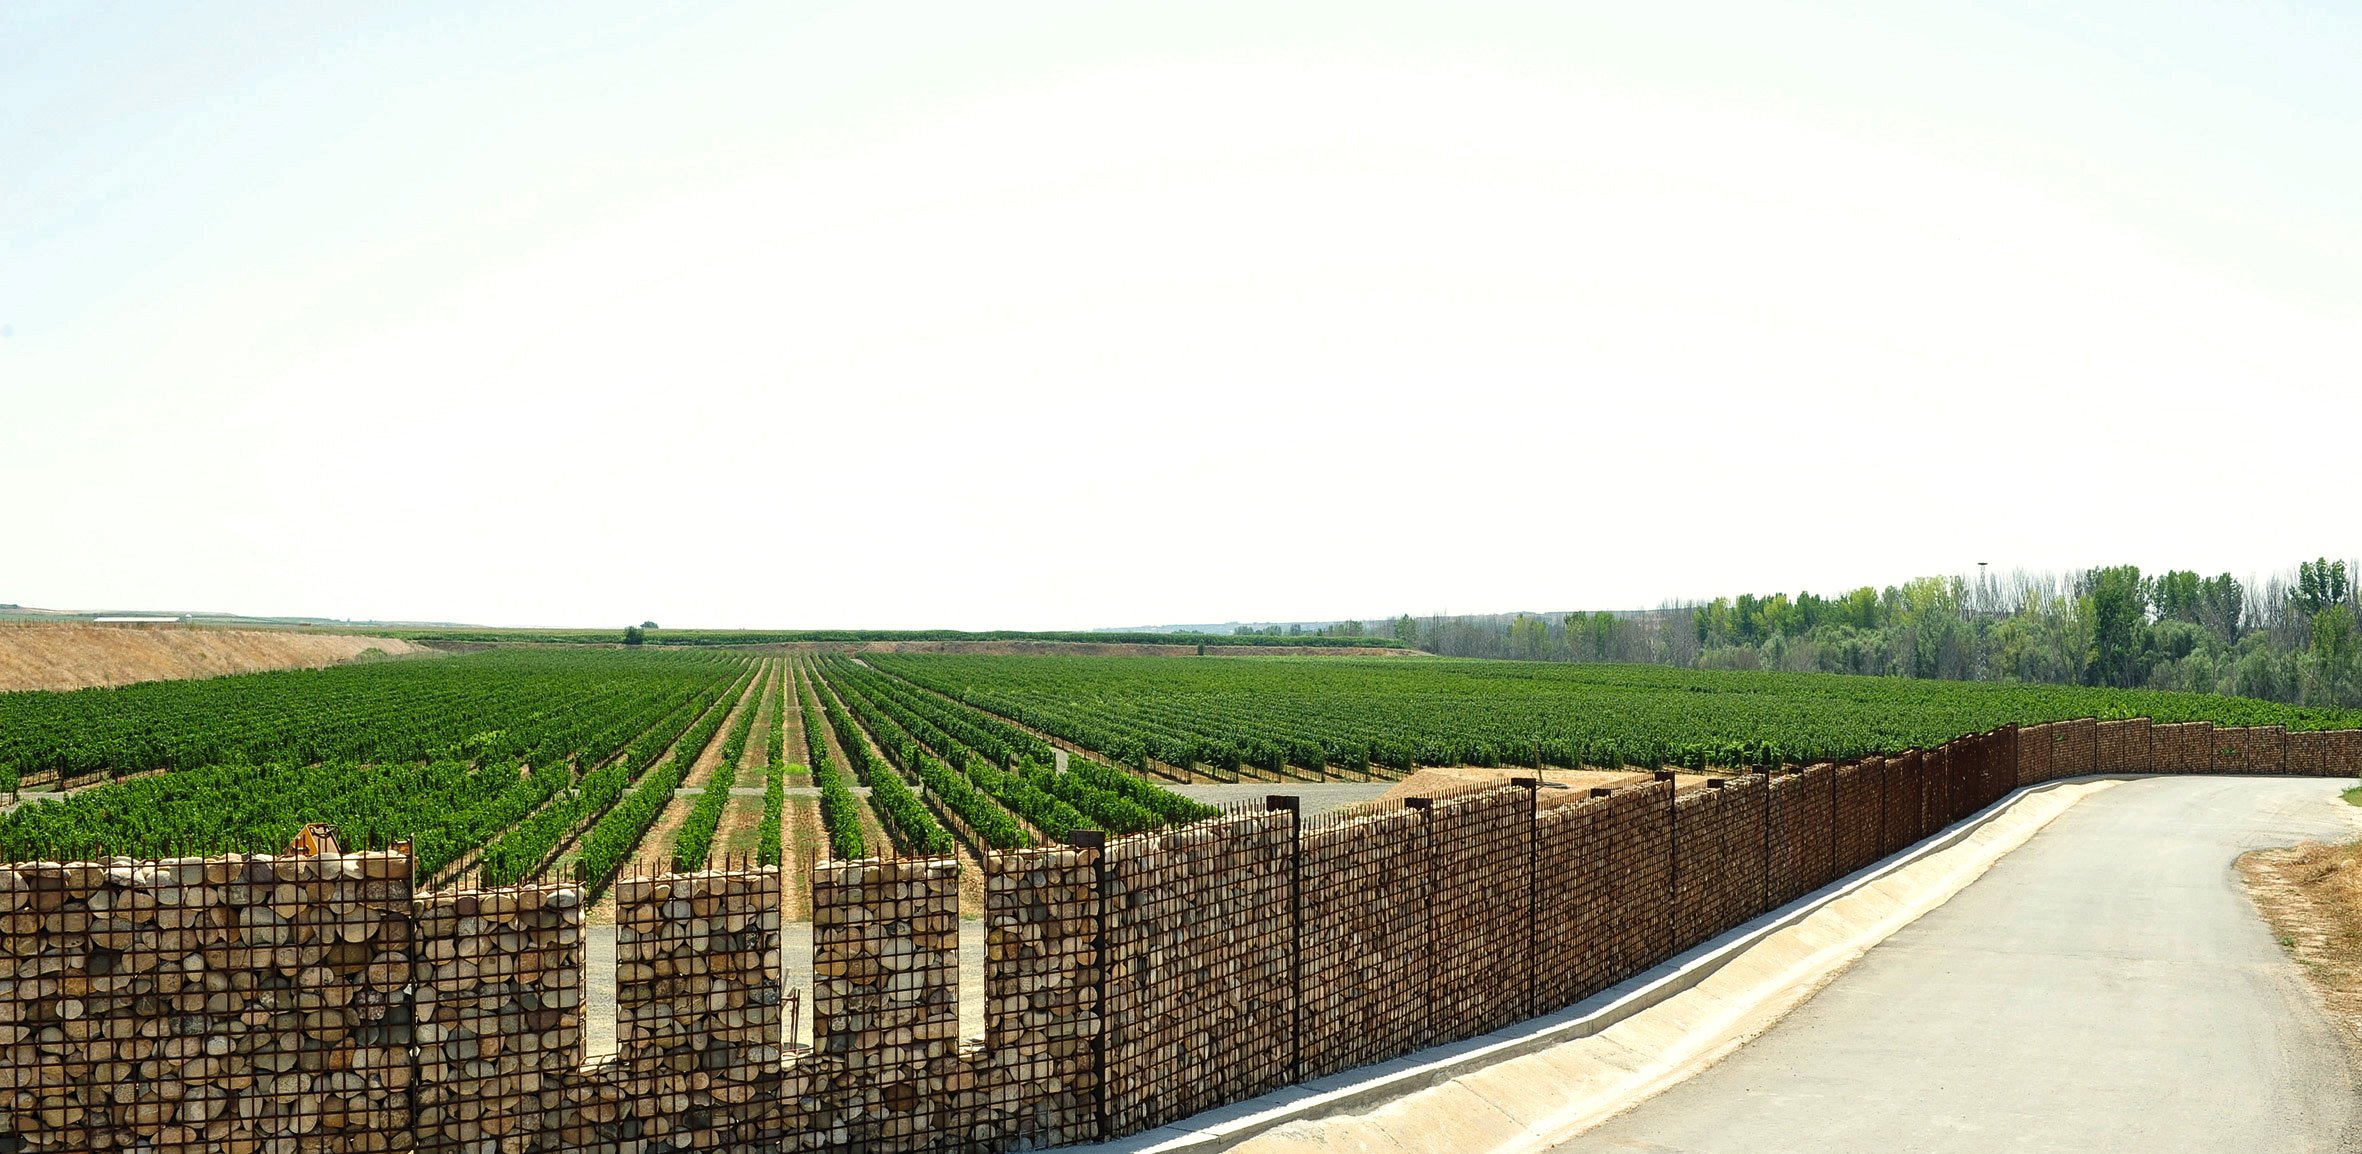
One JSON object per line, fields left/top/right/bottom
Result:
{"left": 713, "top": 666, "right": 777, "bottom": 861}
{"left": 783, "top": 797, "right": 822, "bottom": 920}
{"left": 781, "top": 660, "right": 812, "bottom": 781}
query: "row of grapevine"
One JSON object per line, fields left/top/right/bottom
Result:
{"left": 1026, "top": 764, "right": 1162, "bottom": 833}
{"left": 815, "top": 660, "right": 1035, "bottom": 851}
{"left": 572, "top": 663, "right": 760, "bottom": 892}
{"left": 966, "top": 759, "right": 1087, "bottom": 838}
{"left": 836, "top": 657, "right": 1216, "bottom": 821}
{"left": 472, "top": 665, "right": 748, "bottom": 885}
{"left": 819, "top": 655, "right": 1053, "bottom": 767}
{"left": 672, "top": 662, "right": 775, "bottom": 870}
{"left": 807, "top": 663, "right": 951, "bottom": 855}
{"left": 1066, "top": 759, "right": 1219, "bottom": 825}
{"left": 576, "top": 757, "right": 687, "bottom": 893}
{"left": 865, "top": 653, "right": 2362, "bottom": 775}
{"left": 912, "top": 756, "right": 1031, "bottom": 848}
{"left": 815, "top": 659, "right": 1025, "bottom": 845}
{"left": 800, "top": 662, "right": 867, "bottom": 860}
{"left": 0, "top": 759, "right": 546, "bottom": 874}
{"left": 818, "top": 656, "right": 1215, "bottom": 841}
{"left": 755, "top": 662, "right": 790, "bottom": 867}
{"left": 2, "top": 653, "right": 748, "bottom": 872}
{"left": 0, "top": 648, "right": 743, "bottom": 785}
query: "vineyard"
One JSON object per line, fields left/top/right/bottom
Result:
{"left": 0, "top": 647, "right": 1221, "bottom": 911}
{"left": 12, "top": 644, "right": 2359, "bottom": 915}
{"left": 863, "top": 653, "right": 2362, "bottom": 777}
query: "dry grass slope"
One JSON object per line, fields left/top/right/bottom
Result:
{"left": 0, "top": 623, "right": 428, "bottom": 692}
{"left": 2242, "top": 832, "right": 2362, "bottom": 1056}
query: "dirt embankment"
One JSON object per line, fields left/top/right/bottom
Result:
{"left": 0, "top": 623, "right": 429, "bottom": 692}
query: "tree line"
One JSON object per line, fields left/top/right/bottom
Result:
{"left": 1391, "top": 558, "right": 2362, "bottom": 708}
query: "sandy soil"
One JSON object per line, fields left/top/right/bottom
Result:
{"left": 783, "top": 797, "right": 823, "bottom": 920}
{"left": 781, "top": 662, "right": 812, "bottom": 777}
{"left": 2241, "top": 832, "right": 2362, "bottom": 1056}
{"left": 743, "top": 665, "right": 776, "bottom": 769}
{"left": 711, "top": 672, "right": 776, "bottom": 864}
{"left": 1334, "top": 766, "right": 1712, "bottom": 819}
{"left": 778, "top": 640, "right": 1418, "bottom": 658}
{"left": 0, "top": 623, "right": 428, "bottom": 692}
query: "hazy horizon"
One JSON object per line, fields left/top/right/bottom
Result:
{"left": 8, "top": 3, "right": 2358, "bottom": 629}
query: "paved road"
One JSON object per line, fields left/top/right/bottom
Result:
{"left": 1557, "top": 776, "right": 2362, "bottom": 1154}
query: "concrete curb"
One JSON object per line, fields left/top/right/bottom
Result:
{"left": 1061, "top": 773, "right": 2131, "bottom": 1154}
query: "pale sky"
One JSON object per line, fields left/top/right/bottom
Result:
{"left": 4, "top": 2, "right": 2357, "bottom": 628}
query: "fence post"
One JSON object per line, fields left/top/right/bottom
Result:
{"left": 1405, "top": 796, "right": 1435, "bottom": 1043}
{"left": 1875, "top": 759, "right": 1888, "bottom": 859}
{"left": 1761, "top": 767, "right": 1775, "bottom": 914}
{"left": 1654, "top": 770, "right": 1678, "bottom": 957}
{"left": 1512, "top": 777, "right": 1540, "bottom": 1018}
{"left": 1064, "top": 828, "right": 1109, "bottom": 1139}
{"left": 1825, "top": 763, "right": 1839, "bottom": 882}
{"left": 1267, "top": 795, "right": 1302, "bottom": 1084}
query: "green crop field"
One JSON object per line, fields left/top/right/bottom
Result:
{"left": 9, "top": 645, "right": 2359, "bottom": 882}
{"left": 865, "top": 653, "right": 2362, "bottom": 776}
{"left": 0, "top": 647, "right": 1217, "bottom": 880}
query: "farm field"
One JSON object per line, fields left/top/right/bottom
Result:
{"left": 0, "top": 647, "right": 1221, "bottom": 920}
{"left": 9, "top": 645, "right": 2361, "bottom": 922}
{"left": 866, "top": 653, "right": 2362, "bottom": 778}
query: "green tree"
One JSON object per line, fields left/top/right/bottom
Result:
{"left": 1510, "top": 613, "right": 1548, "bottom": 660}
{"left": 1581, "top": 611, "right": 1618, "bottom": 660}
{"left": 2081, "top": 566, "right": 2147, "bottom": 688}
{"left": 622, "top": 625, "right": 646, "bottom": 646}
{"left": 2196, "top": 573, "right": 2244, "bottom": 643}
{"left": 1835, "top": 586, "right": 1882, "bottom": 630}
{"left": 2311, "top": 604, "right": 2357, "bottom": 703}
{"left": 1753, "top": 593, "right": 1800, "bottom": 639}
{"left": 2149, "top": 570, "right": 2202, "bottom": 624}
{"left": 2297, "top": 559, "right": 2350, "bottom": 617}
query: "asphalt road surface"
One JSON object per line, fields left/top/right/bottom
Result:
{"left": 1558, "top": 776, "right": 2362, "bottom": 1154}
